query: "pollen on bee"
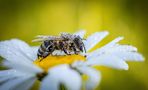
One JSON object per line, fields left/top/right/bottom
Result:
{"left": 33, "top": 55, "right": 86, "bottom": 72}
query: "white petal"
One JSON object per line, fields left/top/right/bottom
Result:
{"left": 12, "top": 77, "right": 36, "bottom": 90}
{"left": 107, "top": 45, "right": 137, "bottom": 52}
{"left": 0, "top": 69, "right": 36, "bottom": 90}
{"left": 84, "top": 31, "right": 109, "bottom": 51}
{"left": 88, "top": 45, "right": 136, "bottom": 59}
{"left": 40, "top": 73, "right": 59, "bottom": 90}
{"left": 0, "top": 69, "right": 28, "bottom": 78}
{"left": 0, "top": 69, "right": 32, "bottom": 82}
{"left": 112, "top": 52, "right": 144, "bottom": 61}
{"left": 2, "top": 59, "right": 42, "bottom": 74}
{"left": 74, "top": 30, "right": 86, "bottom": 38}
{"left": 31, "top": 46, "right": 39, "bottom": 60}
{"left": 76, "top": 66, "right": 101, "bottom": 90}
{"left": 0, "top": 76, "right": 35, "bottom": 90}
{"left": 0, "top": 39, "right": 43, "bottom": 74}
{"left": 86, "top": 54, "right": 129, "bottom": 70}
{"left": 0, "top": 70, "right": 17, "bottom": 83}
{"left": 41, "top": 64, "right": 82, "bottom": 90}
{"left": 3, "top": 60, "right": 43, "bottom": 74}
{"left": 88, "top": 46, "right": 144, "bottom": 63}
{"left": 105, "top": 37, "right": 124, "bottom": 47}
{"left": 0, "top": 70, "right": 14, "bottom": 77}
{"left": 0, "top": 76, "right": 13, "bottom": 83}
{"left": 86, "top": 36, "right": 144, "bottom": 70}
{"left": 0, "top": 39, "right": 35, "bottom": 63}
{"left": 88, "top": 37, "right": 123, "bottom": 57}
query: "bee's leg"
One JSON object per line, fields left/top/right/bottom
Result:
{"left": 50, "top": 47, "right": 56, "bottom": 56}
{"left": 59, "top": 41, "right": 70, "bottom": 55}
{"left": 47, "top": 44, "right": 55, "bottom": 56}
{"left": 39, "top": 56, "right": 44, "bottom": 62}
{"left": 72, "top": 46, "right": 79, "bottom": 55}
{"left": 37, "top": 54, "right": 40, "bottom": 59}
{"left": 37, "top": 54, "right": 44, "bottom": 62}
{"left": 82, "top": 43, "right": 86, "bottom": 53}
{"left": 63, "top": 48, "right": 70, "bottom": 55}
{"left": 39, "top": 58, "right": 44, "bottom": 62}
{"left": 40, "top": 52, "right": 50, "bottom": 60}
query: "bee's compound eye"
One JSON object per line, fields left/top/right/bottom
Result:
{"left": 80, "top": 46, "right": 83, "bottom": 51}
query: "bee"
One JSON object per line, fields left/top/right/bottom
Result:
{"left": 32, "top": 33, "right": 86, "bottom": 59}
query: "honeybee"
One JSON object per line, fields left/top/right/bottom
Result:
{"left": 33, "top": 33, "right": 86, "bottom": 59}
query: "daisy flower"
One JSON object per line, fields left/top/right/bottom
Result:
{"left": 0, "top": 30, "right": 144, "bottom": 90}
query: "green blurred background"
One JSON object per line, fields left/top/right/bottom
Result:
{"left": 0, "top": 0, "right": 148, "bottom": 90}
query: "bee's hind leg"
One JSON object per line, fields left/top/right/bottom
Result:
{"left": 37, "top": 54, "right": 44, "bottom": 62}
{"left": 37, "top": 54, "right": 40, "bottom": 59}
{"left": 39, "top": 58, "right": 44, "bottom": 62}
{"left": 39, "top": 52, "right": 50, "bottom": 62}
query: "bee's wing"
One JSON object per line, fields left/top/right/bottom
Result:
{"left": 32, "top": 38, "right": 47, "bottom": 42}
{"left": 32, "top": 35, "right": 55, "bottom": 42}
{"left": 60, "top": 32, "right": 70, "bottom": 38}
{"left": 35, "top": 35, "right": 51, "bottom": 39}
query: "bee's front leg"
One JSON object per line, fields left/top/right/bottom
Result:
{"left": 37, "top": 54, "right": 40, "bottom": 59}
{"left": 63, "top": 48, "right": 71, "bottom": 55}
{"left": 72, "top": 47, "right": 79, "bottom": 55}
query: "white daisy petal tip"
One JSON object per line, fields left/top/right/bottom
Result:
{"left": 121, "top": 62, "right": 129, "bottom": 70}
{"left": 118, "top": 51, "right": 145, "bottom": 62}
{"left": 111, "top": 60, "right": 129, "bottom": 70}
{"left": 140, "top": 55, "right": 145, "bottom": 61}
{"left": 85, "top": 69, "right": 101, "bottom": 90}
{"left": 99, "top": 30, "right": 109, "bottom": 35}
{"left": 112, "top": 36, "right": 124, "bottom": 43}
{"left": 128, "top": 52, "right": 145, "bottom": 62}
{"left": 119, "top": 36, "right": 124, "bottom": 39}
{"left": 85, "top": 31, "right": 109, "bottom": 51}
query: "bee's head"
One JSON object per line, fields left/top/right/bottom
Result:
{"left": 73, "top": 35, "right": 85, "bottom": 52}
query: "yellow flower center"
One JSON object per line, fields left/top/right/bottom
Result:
{"left": 33, "top": 55, "right": 86, "bottom": 72}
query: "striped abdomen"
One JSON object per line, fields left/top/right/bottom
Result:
{"left": 37, "top": 40, "right": 54, "bottom": 58}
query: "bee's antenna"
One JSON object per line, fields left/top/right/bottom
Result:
{"left": 32, "top": 39, "right": 44, "bottom": 42}
{"left": 84, "top": 46, "right": 87, "bottom": 53}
